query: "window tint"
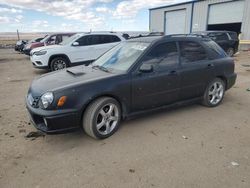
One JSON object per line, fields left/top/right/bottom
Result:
{"left": 179, "top": 41, "right": 208, "bottom": 63}
{"left": 47, "top": 35, "right": 56, "bottom": 44}
{"left": 75, "top": 35, "right": 98, "bottom": 46}
{"left": 142, "top": 42, "right": 178, "bottom": 69}
{"left": 99, "top": 35, "right": 121, "bottom": 44}
{"left": 110, "top": 35, "right": 121, "bottom": 42}
{"left": 208, "top": 33, "right": 228, "bottom": 41}
{"left": 228, "top": 32, "right": 238, "bottom": 40}
{"left": 204, "top": 40, "right": 227, "bottom": 59}
{"left": 56, "top": 35, "right": 62, "bottom": 44}
{"left": 76, "top": 35, "right": 121, "bottom": 46}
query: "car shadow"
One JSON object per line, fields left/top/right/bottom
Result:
{"left": 41, "top": 103, "right": 202, "bottom": 149}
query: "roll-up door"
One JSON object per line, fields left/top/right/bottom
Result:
{"left": 165, "top": 9, "right": 186, "bottom": 35}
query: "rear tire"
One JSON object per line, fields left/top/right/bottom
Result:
{"left": 83, "top": 97, "right": 121, "bottom": 139}
{"left": 202, "top": 78, "right": 225, "bottom": 107}
{"left": 226, "top": 47, "right": 234, "bottom": 57}
{"left": 50, "top": 57, "right": 69, "bottom": 71}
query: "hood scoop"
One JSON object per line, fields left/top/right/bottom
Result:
{"left": 66, "top": 69, "right": 85, "bottom": 76}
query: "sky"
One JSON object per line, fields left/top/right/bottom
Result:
{"left": 0, "top": 0, "right": 188, "bottom": 32}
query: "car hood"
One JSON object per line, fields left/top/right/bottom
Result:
{"left": 29, "top": 65, "right": 117, "bottom": 96}
{"left": 31, "top": 45, "right": 62, "bottom": 52}
{"left": 30, "top": 42, "right": 44, "bottom": 49}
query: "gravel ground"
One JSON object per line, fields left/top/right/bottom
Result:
{"left": 0, "top": 49, "right": 250, "bottom": 188}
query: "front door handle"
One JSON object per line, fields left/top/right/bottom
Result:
{"left": 207, "top": 63, "right": 214, "bottom": 68}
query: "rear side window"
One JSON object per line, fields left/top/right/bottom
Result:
{"left": 99, "top": 35, "right": 121, "bottom": 44}
{"left": 179, "top": 41, "right": 208, "bottom": 63}
{"left": 142, "top": 42, "right": 179, "bottom": 69}
{"left": 204, "top": 40, "right": 227, "bottom": 59}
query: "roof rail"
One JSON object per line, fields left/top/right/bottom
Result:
{"left": 164, "top": 34, "right": 209, "bottom": 38}
{"left": 128, "top": 32, "right": 164, "bottom": 39}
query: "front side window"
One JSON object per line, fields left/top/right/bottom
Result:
{"left": 179, "top": 41, "right": 208, "bottom": 63}
{"left": 142, "top": 42, "right": 178, "bottom": 69}
{"left": 56, "top": 35, "right": 62, "bottom": 44}
{"left": 47, "top": 35, "right": 56, "bottom": 44}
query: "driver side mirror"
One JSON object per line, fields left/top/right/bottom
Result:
{"left": 72, "top": 42, "right": 79, "bottom": 46}
{"left": 139, "top": 64, "right": 153, "bottom": 73}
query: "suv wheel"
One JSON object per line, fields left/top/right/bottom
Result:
{"left": 50, "top": 57, "right": 68, "bottom": 71}
{"left": 226, "top": 48, "right": 234, "bottom": 57}
{"left": 83, "top": 97, "right": 121, "bottom": 139}
{"left": 202, "top": 78, "right": 225, "bottom": 107}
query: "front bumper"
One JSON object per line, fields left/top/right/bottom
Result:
{"left": 226, "top": 73, "right": 237, "bottom": 90}
{"left": 25, "top": 97, "right": 80, "bottom": 134}
{"left": 30, "top": 54, "right": 49, "bottom": 69}
{"left": 23, "top": 49, "right": 31, "bottom": 56}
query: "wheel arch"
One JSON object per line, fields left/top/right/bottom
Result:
{"left": 80, "top": 94, "right": 128, "bottom": 123}
{"left": 48, "top": 54, "right": 71, "bottom": 68}
{"left": 216, "top": 75, "right": 227, "bottom": 89}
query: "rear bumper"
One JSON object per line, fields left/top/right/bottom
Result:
{"left": 226, "top": 73, "right": 237, "bottom": 90}
{"left": 25, "top": 97, "right": 80, "bottom": 134}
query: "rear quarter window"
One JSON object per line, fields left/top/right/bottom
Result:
{"left": 203, "top": 40, "right": 227, "bottom": 59}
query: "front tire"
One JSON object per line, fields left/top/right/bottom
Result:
{"left": 202, "top": 78, "right": 225, "bottom": 107}
{"left": 83, "top": 97, "right": 121, "bottom": 139}
{"left": 50, "top": 57, "right": 69, "bottom": 71}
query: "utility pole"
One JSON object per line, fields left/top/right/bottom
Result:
{"left": 17, "top": 29, "right": 20, "bottom": 40}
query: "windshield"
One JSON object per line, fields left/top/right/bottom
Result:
{"left": 60, "top": 34, "right": 81, "bottom": 45}
{"left": 92, "top": 42, "right": 150, "bottom": 72}
{"left": 40, "top": 35, "right": 50, "bottom": 43}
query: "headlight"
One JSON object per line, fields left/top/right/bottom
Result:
{"left": 41, "top": 92, "right": 53, "bottom": 109}
{"left": 34, "top": 50, "right": 47, "bottom": 56}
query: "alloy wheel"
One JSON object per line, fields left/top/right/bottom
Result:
{"left": 208, "top": 82, "right": 224, "bottom": 105}
{"left": 53, "top": 60, "right": 67, "bottom": 70}
{"left": 96, "top": 103, "right": 119, "bottom": 135}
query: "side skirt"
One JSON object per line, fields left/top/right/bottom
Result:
{"left": 124, "top": 97, "right": 202, "bottom": 120}
{"left": 70, "top": 60, "right": 94, "bottom": 67}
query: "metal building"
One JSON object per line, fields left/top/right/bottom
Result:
{"left": 149, "top": 0, "right": 250, "bottom": 49}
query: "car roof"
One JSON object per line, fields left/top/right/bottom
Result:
{"left": 193, "top": 30, "right": 236, "bottom": 34}
{"left": 127, "top": 36, "right": 163, "bottom": 43}
{"left": 127, "top": 34, "right": 211, "bottom": 44}
{"left": 76, "top": 32, "right": 125, "bottom": 37}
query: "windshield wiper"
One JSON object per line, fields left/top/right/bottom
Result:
{"left": 92, "top": 65, "right": 110, "bottom": 73}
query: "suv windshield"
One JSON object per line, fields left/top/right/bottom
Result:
{"left": 92, "top": 42, "right": 150, "bottom": 72}
{"left": 60, "top": 34, "right": 81, "bottom": 45}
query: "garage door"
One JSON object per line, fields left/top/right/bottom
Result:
{"left": 165, "top": 9, "right": 186, "bottom": 35}
{"left": 208, "top": 1, "right": 244, "bottom": 24}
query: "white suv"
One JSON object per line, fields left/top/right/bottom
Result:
{"left": 30, "top": 33, "right": 126, "bottom": 71}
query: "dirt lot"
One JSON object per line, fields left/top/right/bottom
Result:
{"left": 0, "top": 49, "right": 250, "bottom": 188}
